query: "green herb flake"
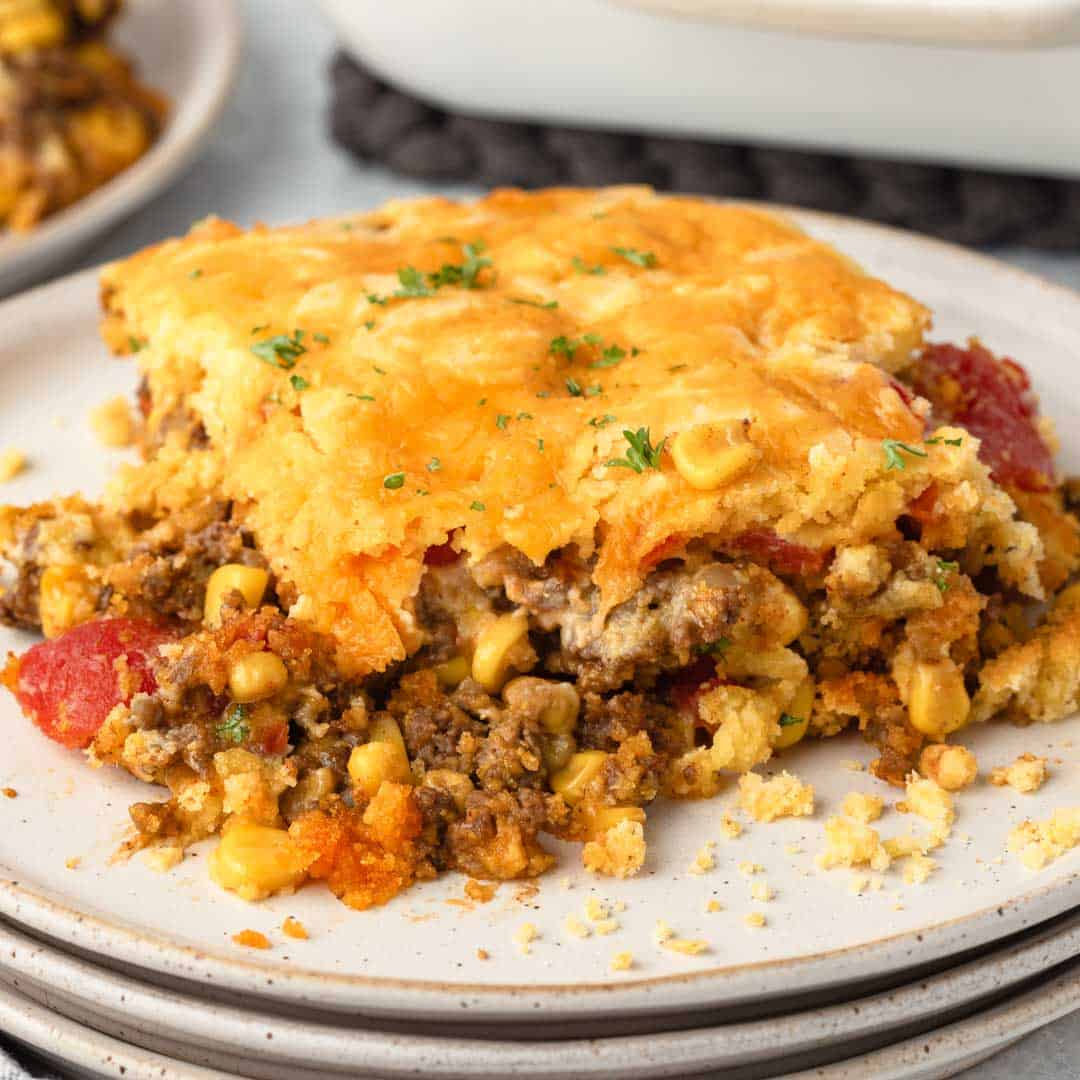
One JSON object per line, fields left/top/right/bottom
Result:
{"left": 668, "top": 363, "right": 689, "bottom": 373}
{"left": 516, "top": 411, "right": 533, "bottom": 421}
{"left": 508, "top": 297, "right": 558, "bottom": 310}
{"left": 882, "top": 439, "right": 929, "bottom": 470}
{"left": 128, "top": 336, "right": 147, "bottom": 353}
{"left": 591, "top": 345, "right": 626, "bottom": 369}
{"left": 926, "top": 436, "right": 963, "bottom": 447}
{"left": 588, "top": 414, "right": 617, "bottom": 428}
{"left": 585, "top": 384, "right": 603, "bottom": 397}
{"left": 478, "top": 397, "right": 487, "bottom": 407}
{"left": 340, "top": 222, "right": 356, "bottom": 232}
{"left": 605, "top": 427, "right": 666, "bottom": 473}
{"left": 496, "top": 414, "right": 510, "bottom": 430}
{"left": 216, "top": 703, "right": 249, "bottom": 744}
{"left": 373, "top": 365, "right": 387, "bottom": 375}
{"left": 427, "top": 457, "right": 442, "bottom": 472}
{"left": 695, "top": 637, "right": 731, "bottom": 656}
{"left": 313, "top": 332, "right": 330, "bottom": 344}
{"left": 778, "top": 713, "right": 803, "bottom": 728}
{"left": 572, "top": 256, "right": 607, "bottom": 276}
{"left": 550, "top": 336, "right": 578, "bottom": 361}
{"left": 537, "top": 438, "right": 545, "bottom": 453}
{"left": 188, "top": 269, "right": 203, "bottom": 280}
{"left": 348, "top": 393, "right": 375, "bottom": 402}
{"left": 933, "top": 558, "right": 961, "bottom": 593}
{"left": 250, "top": 324, "right": 269, "bottom": 335}
{"left": 470, "top": 500, "right": 486, "bottom": 511}
{"left": 251, "top": 331, "right": 307, "bottom": 369}
{"left": 383, "top": 472, "right": 406, "bottom": 490}
{"left": 367, "top": 293, "right": 388, "bottom": 306}
{"left": 566, "top": 377, "right": 584, "bottom": 397}
{"left": 364, "top": 320, "right": 376, "bottom": 331}
{"left": 289, "top": 375, "right": 310, "bottom": 392}
{"left": 611, "top": 246, "right": 658, "bottom": 268}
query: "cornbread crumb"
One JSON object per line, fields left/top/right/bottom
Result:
{"left": 841, "top": 759, "right": 865, "bottom": 772}
{"left": 64, "top": 856, "right": 81, "bottom": 870}
{"left": 1007, "top": 808, "right": 1080, "bottom": 870}
{"left": 653, "top": 920, "right": 674, "bottom": 944}
{"left": 584, "top": 897, "right": 609, "bottom": 922}
{"left": 689, "top": 842, "right": 716, "bottom": 874}
{"left": 465, "top": 879, "right": 497, "bottom": 903}
{"left": 918, "top": 744, "right": 978, "bottom": 792}
{"left": 282, "top": 917, "right": 309, "bottom": 940}
{"left": 750, "top": 880, "right": 773, "bottom": 902}
{"left": 848, "top": 874, "right": 869, "bottom": 895}
{"left": 817, "top": 816, "right": 891, "bottom": 872}
{"left": 902, "top": 854, "right": 937, "bottom": 885}
{"left": 738, "top": 861, "right": 763, "bottom": 877}
{"left": 720, "top": 812, "right": 743, "bottom": 839}
{"left": 582, "top": 819, "right": 646, "bottom": 878}
{"left": 232, "top": 930, "right": 271, "bottom": 950}
{"left": 476, "top": 948, "right": 490, "bottom": 960}
{"left": 841, "top": 792, "right": 884, "bottom": 824}
{"left": 744, "top": 912, "right": 767, "bottom": 928}
{"left": 89, "top": 396, "right": 135, "bottom": 447}
{"left": 990, "top": 754, "right": 1048, "bottom": 794}
{"left": 514, "top": 923, "right": 539, "bottom": 953}
{"left": 612, "top": 900, "right": 626, "bottom": 913}
{"left": 143, "top": 845, "right": 183, "bottom": 872}
{"left": 1, "top": 788, "right": 16, "bottom": 799}
{"left": 594, "top": 918, "right": 620, "bottom": 935}
{"left": 884, "top": 832, "right": 942, "bottom": 859}
{"left": 664, "top": 937, "right": 710, "bottom": 955}
{"left": 784, "top": 842, "right": 802, "bottom": 855}
{"left": 737, "top": 770, "right": 814, "bottom": 822}
{"left": 706, "top": 899, "right": 723, "bottom": 913}
{"left": 611, "top": 951, "right": 634, "bottom": 971}
{"left": 0, "top": 448, "right": 26, "bottom": 483}
{"left": 903, "top": 774, "right": 955, "bottom": 837}
{"left": 564, "top": 914, "right": 591, "bottom": 939}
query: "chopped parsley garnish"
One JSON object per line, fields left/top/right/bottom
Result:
{"left": 128, "top": 336, "right": 147, "bottom": 353}
{"left": 427, "top": 457, "right": 442, "bottom": 472}
{"left": 516, "top": 411, "right": 533, "bottom": 421}
{"left": 217, "top": 704, "right": 249, "bottom": 744}
{"left": 477, "top": 397, "right": 487, "bottom": 406}
{"left": 537, "top": 438, "right": 545, "bottom": 453}
{"left": 933, "top": 558, "right": 960, "bottom": 592}
{"left": 289, "top": 375, "right": 310, "bottom": 392}
{"left": 391, "top": 241, "right": 493, "bottom": 299}
{"left": 250, "top": 324, "right": 269, "bottom": 335}
{"left": 882, "top": 439, "right": 929, "bottom": 470}
{"left": 188, "top": 269, "right": 203, "bottom": 280}
{"left": 394, "top": 266, "right": 435, "bottom": 298}
{"left": 470, "top": 500, "right": 486, "bottom": 511}
{"left": 508, "top": 296, "right": 558, "bottom": 310}
{"left": 669, "top": 363, "right": 688, "bottom": 372}
{"left": 589, "top": 414, "right": 617, "bottom": 428}
{"left": 340, "top": 221, "right": 355, "bottom": 231}
{"left": 566, "top": 377, "right": 584, "bottom": 397}
{"left": 695, "top": 637, "right": 731, "bottom": 656}
{"left": 367, "top": 293, "right": 388, "bottom": 306}
{"left": 585, "top": 384, "right": 603, "bottom": 397}
{"left": 373, "top": 365, "right": 387, "bottom": 375}
{"left": 605, "top": 427, "right": 666, "bottom": 473}
{"left": 591, "top": 344, "right": 626, "bottom": 369}
{"left": 348, "top": 393, "right": 375, "bottom": 401}
{"left": 572, "top": 256, "right": 607, "bottom": 276}
{"left": 496, "top": 414, "right": 510, "bottom": 430}
{"left": 383, "top": 472, "right": 406, "bottom": 490}
{"left": 926, "top": 436, "right": 964, "bottom": 447}
{"left": 364, "top": 320, "right": 376, "bottom": 331}
{"left": 251, "top": 331, "right": 306, "bottom": 369}
{"left": 778, "top": 713, "right": 804, "bottom": 728}
{"left": 611, "top": 246, "right": 658, "bottom": 268}
{"left": 313, "top": 332, "right": 330, "bottom": 344}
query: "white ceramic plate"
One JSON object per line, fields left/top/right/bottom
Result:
{"left": 1, "top": 212, "right": 1079, "bottom": 1027}
{"left": 0, "top": 0, "right": 241, "bottom": 298}
{"left": 1, "top": 910, "right": 1078, "bottom": 1075}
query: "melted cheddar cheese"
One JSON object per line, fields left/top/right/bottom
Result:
{"left": 101, "top": 187, "right": 931, "bottom": 674}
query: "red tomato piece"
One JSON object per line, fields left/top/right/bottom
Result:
{"left": 914, "top": 342, "right": 1054, "bottom": 492}
{"left": 5, "top": 618, "right": 173, "bottom": 749}
{"left": 668, "top": 656, "right": 722, "bottom": 714}
{"left": 727, "top": 530, "right": 830, "bottom": 576}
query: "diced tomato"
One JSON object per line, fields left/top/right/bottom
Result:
{"left": 4, "top": 618, "right": 173, "bottom": 749}
{"left": 913, "top": 342, "right": 1054, "bottom": 492}
{"left": 727, "top": 530, "right": 830, "bottom": 576}
{"left": 668, "top": 656, "right": 721, "bottom": 714}
{"left": 423, "top": 541, "right": 461, "bottom": 567}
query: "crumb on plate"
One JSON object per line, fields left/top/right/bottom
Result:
{"left": 841, "top": 791, "right": 884, "bottom": 824}
{"left": 582, "top": 819, "right": 646, "bottom": 878}
{"left": 990, "top": 753, "right": 1048, "bottom": 794}
{"left": 89, "top": 396, "right": 135, "bottom": 447}
{"left": 282, "top": 916, "right": 309, "bottom": 940}
{"left": 0, "top": 448, "right": 26, "bottom": 483}
{"left": 737, "top": 770, "right": 814, "bottom": 822}
{"left": 611, "top": 951, "right": 634, "bottom": 971}
{"left": 1007, "top": 808, "right": 1080, "bottom": 870}
{"left": 744, "top": 912, "right": 767, "bottom": 928}
{"left": 232, "top": 929, "right": 271, "bottom": 949}
{"left": 817, "top": 816, "right": 891, "bottom": 872}
{"left": 918, "top": 744, "right": 978, "bottom": 791}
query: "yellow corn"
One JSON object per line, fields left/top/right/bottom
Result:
{"left": 502, "top": 677, "right": 580, "bottom": 734}
{"left": 581, "top": 805, "right": 646, "bottom": 840}
{"left": 37, "top": 564, "right": 97, "bottom": 639}
{"left": 204, "top": 564, "right": 269, "bottom": 626}
{"left": 671, "top": 422, "right": 760, "bottom": 491}
{"left": 208, "top": 821, "right": 309, "bottom": 901}
{"left": 774, "top": 676, "right": 814, "bottom": 749}
{"left": 434, "top": 655, "right": 470, "bottom": 688}
{"left": 471, "top": 611, "right": 531, "bottom": 692}
{"left": 347, "top": 741, "right": 412, "bottom": 800}
{"left": 551, "top": 750, "right": 608, "bottom": 805}
{"left": 228, "top": 652, "right": 288, "bottom": 703}
{"left": 541, "top": 732, "right": 577, "bottom": 774}
{"left": 908, "top": 659, "right": 970, "bottom": 740}
{"left": 368, "top": 713, "right": 406, "bottom": 751}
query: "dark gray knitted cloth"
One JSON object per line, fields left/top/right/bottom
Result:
{"left": 329, "top": 52, "right": 1080, "bottom": 250}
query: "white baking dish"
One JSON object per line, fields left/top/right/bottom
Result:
{"left": 318, "top": 0, "right": 1080, "bottom": 178}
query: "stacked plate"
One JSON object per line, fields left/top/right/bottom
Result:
{"left": 2, "top": 211, "right": 1079, "bottom": 1079}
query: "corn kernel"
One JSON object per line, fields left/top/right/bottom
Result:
{"left": 774, "top": 676, "right": 814, "bottom": 749}
{"left": 542, "top": 732, "right": 577, "bottom": 773}
{"left": 204, "top": 564, "right": 269, "bottom": 626}
{"left": 348, "top": 742, "right": 412, "bottom": 800}
{"left": 503, "top": 677, "right": 580, "bottom": 734}
{"left": 671, "top": 422, "right": 760, "bottom": 491}
{"left": 471, "top": 611, "right": 531, "bottom": 692}
{"left": 908, "top": 659, "right": 970, "bottom": 740}
{"left": 228, "top": 652, "right": 288, "bottom": 703}
{"left": 581, "top": 804, "right": 646, "bottom": 840}
{"left": 368, "top": 713, "right": 406, "bottom": 751}
{"left": 434, "top": 655, "right": 470, "bottom": 688}
{"left": 209, "top": 822, "right": 309, "bottom": 901}
{"left": 551, "top": 750, "right": 608, "bottom": 805}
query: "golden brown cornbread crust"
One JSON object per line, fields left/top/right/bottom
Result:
{"left": 98, "top": 187, "right": 941, "bottom": 675}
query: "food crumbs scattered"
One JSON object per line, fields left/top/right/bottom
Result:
{"left": 514, "top": 923, "right": 539, "bottom": 954}
{"left": 593, "top": 918, "right": 620, "bottom": 935}
{"left": 1007, "top": 808, "right": 1080, "bottom": 870}
{"left": 841, "top": 759, "right": 865, "bottom": 772}
{"left": 582, "top": 818, "right": 646, "bottom": 878}
{"left": 750, "top": 880, "right": 773, "bottom": 902}
{"left": 689, "top": 842, "right": 715, "bottom": 874}
{"left": 902, "top": 854, "right": 937, "bottom": 885}
{"left": 584, "top": 897, "right": 610, "bottom": 922}
{"left": 476, "top": 948, "right": 490, "bottom": 961}
{"left": 841, "top": 792, "right": 884, "bottom": 824}
{"left": 738, "top": 861, "right": 763, "bottom": 877}
{"left": 64, "top": 856, "right": 81, "bottom": 870}
{"left": 817, "top": 817, "right": 891, "bottom": 872}
{"left": 706, "top": 899, "right": 723, "bottom": 913}
{"left": 848, "top": 874, "right": 870, "bottom": 895}
{"left": 737, "top": 770, "right": 814, "bottom": 822}
{"left": 282, "top": 917, "right": 309, "bottom": 940}
{"left": 720, "top": 812, "right": 743, "bottom": 839}
{"left": 990, "top": 754, "right": 1048, "bottom": 794}
{"left": 89, "top": 396, "right": 135, "bottom": 447}
{"left": 143, "top": 845, "right": 183, "bottom": 872}
{"left": 564, "top": 914, "right": 591, "bottom": 939}
{"left": 0, "top": 448, "right": 26, "bottom": 483}
{"left": 744, "top": 913, "right": 767, "bottom": 928}
{"left": 902, "top": 774, "right": 955, "bottom": 839}
{"left": 464, "top": 879, "right": 498, "bottom": 903}
{"left": 653, "top": 920, "right": 674, "bottom": 944}
{"left": 233, "top": 930, "right": 271, "bottom": 950}
{"left": 784, "top": 842, "right": 802, "bottom": 855}
{"left": 1, "top": 788, "right": 16, "bottom": 799}
{"left": 918, "top": 744, "right": 978, "bottom": 791}
{"left": 664, "top": 936, "right": 710, "bottom": 955}
{"left": 611, "top": 951, "right": 634, "bottom": 971}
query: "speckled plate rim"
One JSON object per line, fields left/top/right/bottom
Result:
{"left": 1, "top": 908, "right": 1079, "bottom": 1075}
{"left": 1, "top": 209, "right": 1080, "bottom": 1023}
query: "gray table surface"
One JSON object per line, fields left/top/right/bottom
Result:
{"left": 10, "top": 0, "right": 1080, "bottom": 1075}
